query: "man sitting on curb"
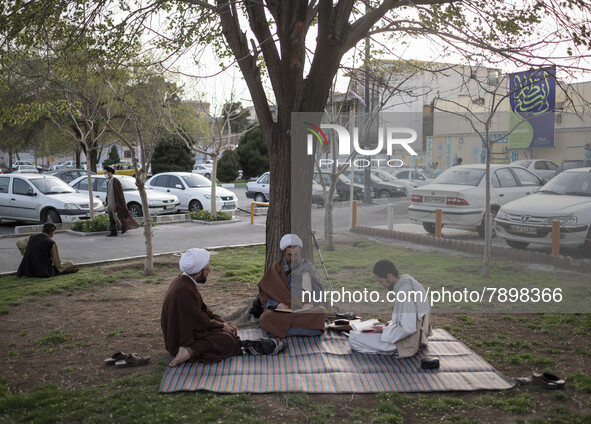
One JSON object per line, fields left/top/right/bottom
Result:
{"left": 16, "top": 223, "right": 77, "bottom": 278}
{"left": 161, "top": 248, "right": 285, "bottom": 367}
{"left": 348, "top": 259, "right": 431, "bottom": 357}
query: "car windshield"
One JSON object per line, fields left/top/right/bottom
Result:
{"left": 182, "top": 174, "right": 211, "bottom": 188}
{"left": 30, "top": 177, "right": 76, "bottom": 194}
{"left": 433, "top": 168, "right": 485, "bottom": 186}
{"left": 540, "top": 172, "right": 591, "bottom": 196}
{"left": 423, "top": 170, "right": 437, "bottom": 179}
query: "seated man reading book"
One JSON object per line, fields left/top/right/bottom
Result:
{"left": 348, "top": 260, "right": 431, "bottom": 358}
{"left": 258, "top": 234, "right": 327, "bottom": 338}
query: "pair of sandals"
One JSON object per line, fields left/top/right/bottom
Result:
{"left": 516, "top": 372, "right": 566, "bottom": 389}
{"left": 104, "top": 351, "right": 150, "bottom": 368}
{"left": 241, "top": 339, "right": 287, "bottom": 356}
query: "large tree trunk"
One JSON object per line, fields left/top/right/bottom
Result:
{"left": 265, "top": 123, "right": 292, "bottom": 268}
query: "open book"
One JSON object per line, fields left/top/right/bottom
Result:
{"left": 350, "top": 318, "right": 381, "bottom": 332}
{"left": 275, "top": 304, "right": 316, "bottom": 313}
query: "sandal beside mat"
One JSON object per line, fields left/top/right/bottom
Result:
{"left": 115, "top": 353, "right": 150, "bottom": 368}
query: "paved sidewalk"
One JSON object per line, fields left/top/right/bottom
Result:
{"left": 0, "top": 216, "right": 267, "bottom": 274}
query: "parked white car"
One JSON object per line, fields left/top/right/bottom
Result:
{"left": 12, "top": 165, "right": 39, "bottom": 174}
{"left": 389, "top": 168, "right": 435, "bottom": 188}
{"left": 192, "top": 163, "right": 213, "bottom": 179}
{"left": 58, "top": 160, "right": 76, "bottom": 169}
{"left": 146, "top": 172, "right": 238, "bottom": 213}
{"left": 510, "top": 159, "right": 558, "bottom": 181}
{"left": 70, "top": 175, "right": 180, "bottom": 217}
{"left": 408, "top": 164, "right": 544, "bottom": 237}
{"left": 10, "top": 160, "right": 35, "bottom": 171}
{"left": 495, "top": 167, "right": 591, "bottom": 254}
{"left": 0, "top": 174, "right": 104, "bottom": 223}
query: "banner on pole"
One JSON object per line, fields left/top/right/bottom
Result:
{"left": 508, "top": 67, "right": 556, "bottom": 149}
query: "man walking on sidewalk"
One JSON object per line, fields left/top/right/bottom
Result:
{"left": 104, "top": 165, "right": 139, "bottom": 237}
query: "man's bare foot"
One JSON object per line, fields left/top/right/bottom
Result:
{"left": 169, "top": 346, "right": 191, "bottom": 367}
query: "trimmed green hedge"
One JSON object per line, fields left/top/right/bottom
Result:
{"left": 71, "top": 214, "right": 109, "bottom": 232}
{"left": 190, "top": 210, "right": 232, "bottom": 221}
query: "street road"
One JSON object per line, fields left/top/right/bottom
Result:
{"left": 1, "top": 187, "right": 587, "bottom": 273}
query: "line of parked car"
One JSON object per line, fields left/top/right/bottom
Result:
{"left": 0, "top": 168, "right": 239, "bottom": 224}
{"left": 408, "top": 163, "right": 591, "bottom": 255}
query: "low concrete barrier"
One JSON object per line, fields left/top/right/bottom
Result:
{"left": 351, "top": 225, "right": 591, "bottom": 274}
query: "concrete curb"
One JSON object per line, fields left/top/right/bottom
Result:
{"left": 67, "top": 230, "right": 112, "bottom": 237}
{"left": 219, "top": 182, "right": 247, "bottom": 188}
{"left": 2, "top": 213, "right": 192, "bottom": 238}
{"left": 351, "top": 225, "right": 591, "bottom": 274}
{"left": 191, "top": 217, "right": 242, "bottom": 225}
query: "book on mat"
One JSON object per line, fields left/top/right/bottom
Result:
{"left": 275, "top": 305, "right": 315, "bottom": 313}
{"left": 350, "top": 318, "right": 381, "bottom": 332}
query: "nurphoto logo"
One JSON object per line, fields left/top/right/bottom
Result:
{"left": 305, "top": 123, "right": 418, "bottom": 169}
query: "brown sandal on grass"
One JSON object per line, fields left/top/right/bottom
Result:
{"left": 104, "top": 352, "right": 132, "bottom": 366}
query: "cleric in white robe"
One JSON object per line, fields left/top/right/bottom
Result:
{"left": 348, "top": 260, "right": 432, "bottom": 358}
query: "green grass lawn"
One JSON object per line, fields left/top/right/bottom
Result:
{"left": 1, "top": 241, "right": 590, "bottom": 423}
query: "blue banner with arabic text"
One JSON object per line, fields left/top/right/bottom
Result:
{"left": 508, "top": 67, "right": 555, "bottom": 149}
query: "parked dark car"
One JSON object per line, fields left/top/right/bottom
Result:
{"left": 45, "top": 169, "right": 95, "bottom": 184}
{"left": 313, "top": 171, "right": 367, "bottom": 200}
{"left": 348, "top": 171, "right": 407, "bottom": 198}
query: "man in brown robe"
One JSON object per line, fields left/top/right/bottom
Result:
{"left": 161, "top": 248, "right": 286, "bottom": 367}
{"left": 104, "top": 166, "right": 139, "bottom": 237}
{"left": 16, "top": 223, "right": 77, "bottom": 278}
{"left": 161, "top": 248, "right": 243, "bottom": 366}
{"left": 258, "top": 234, "right": 328, "bottom": 338}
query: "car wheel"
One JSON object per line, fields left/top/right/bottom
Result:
{"left": 581, "top": 229, "right": 591, "bottom": 257}
{"left": 506, "top": 240, "right": 529, "bottom": 249}
{"left": 189, "top": 200, "right": 203, "bottom": 212}
{"left": 254, "top": 193, "right": 266, "bottom": 203}
{"left": 378, "top": 190, "right": 391, "bottom": 199}
{"left": 204, "top": 173, "right": 211, "bottom": 179}
{"left": 128, "top": 203, "right": 143, "bottom": 217}
{"left": 477, "top": 208, "right": 498, "bottom": 238}
{"left": 45, "top": 209, "right": 62, "bottom": 224}
{"left": 422, "top": 222, "right": 438, "bottom": 234}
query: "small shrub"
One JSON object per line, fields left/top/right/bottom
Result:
{"left": 72, "top": 214, "right": 109, "bottom": 232}
{"left": 190, "top": 210, "right": 232, "bottom": 221}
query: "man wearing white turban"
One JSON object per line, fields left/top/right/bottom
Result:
{"left": 161, "top": 248, "right": 243, "bottom": 366}
{"left": 258, "top": 234, "right": 328, "bottom": 338}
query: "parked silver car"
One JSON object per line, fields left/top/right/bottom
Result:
{"left": 495, "top": 167, "right": 591, "bottom": 254}
{"left": 246, "top": 172, "right": 270, "bottom": 202}
{"left": 0, "top": 174, "right": 104, "bottom": 223}
{"left": 511, "top": 159, "right": 558, "bottom": 180}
